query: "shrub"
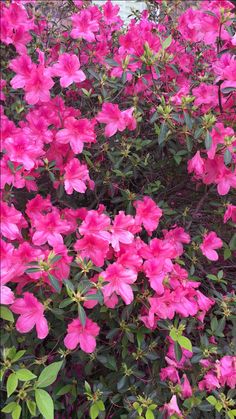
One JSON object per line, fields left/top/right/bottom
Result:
{"left": 0, "top": 0, "right": 236, "bottom": 418}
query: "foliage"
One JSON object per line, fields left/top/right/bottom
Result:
{"left": 0, "top": 0, "right": 236, "bottom": 418}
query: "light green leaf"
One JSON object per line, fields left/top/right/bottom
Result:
{"left": 169, "top": 328, "right": 178, "bottom": 341}
{"left": 16, "top": 368, "right": 37, "bottom": 382}
{"left": 35, "top": 389, "right": 54, "bottom": 419}
{"left": 0, "top": 306, "right": 14, "bottom": 322}
{"left": 146, "top": 408, "right": 155, "bottom": 419}
{"left": 12, "top": 350, "right": 26, "bottom": 363}
{"left": 26, "top": 400, "right": 36, "bottom": 416}
{"left": 206, "top": 396, "right": 217, "bottom": 406}
{"left": 1, "top": 402, "right": 17, "bottom": 413}
{"left": 89, "top": 403, "right": 99, "bottom": 419}
{"left": 12, "top": 404, "right": 21, "bottom": 419}
{"left": 96, "top": 400, "right": 105, "bottom": 411}
{"left": 78, "top": 304, "right": 86, "bottom": 327}
{"left": 7, "top": 373, "right": 18, "bottom": 397}
{"left": 37, "top": 361, "right": 63, "bottom": 388}
{"left": 162, "top": 35, "right": 172, "bottom": 49}
{"left": 178, "top": 336, "right": 192, "bottom": 352}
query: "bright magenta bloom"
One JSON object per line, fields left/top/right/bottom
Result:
{"left": 0, "top": 201, "right": 27, "bottom": 241}
{"left": 64, "top": 317, "right": 100, "bottom": 353}
{"left": 11, "top": 292, "right": 49, "bottom": 339}
{"left": 110, "top": 211, "right": 135, "bottom": 251}
{"left": 134, "top": 196, "right": 162, "bottom": 235}
{"left": 96, "top": 103, "right": 136, "bottom": 137}
{"left": 31, "top": 209, "right": 70, "bottom": 247}
{"left": 64, "top": 158, "right": 91, "bottom": 194}
{"left": 187, "top": 151, "right": 204, "bottom": 177}
{"left": 74, "top": 234, "right": 109, "bottom": 267}
{"left": 224, "top": 204, "right": 236, "bottom": 223}
{"left": 56, "top": 117, "right": 96, "bottom": 154}
{"left": 71, "top": 9, "right": 99, "bottom": 42}
{"left": 51, "top": 53, "right": 86, "bottom": 88}
{"left": 161, "top": 395, "right": 182, "bottom": 418}
{"left": 200, "top": 231, "right": 223, "bottom": 261}
{"left": 102, "top": 262, "right": 137, "bottom": 305}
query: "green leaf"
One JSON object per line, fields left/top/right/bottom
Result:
{"left": 146, "top": 409, "right": 155, "bottom": 419}
{"left": 178, "top": 336, "right": 192, "bottom": 352}
{"left": 12, "top": 350, "right": 26, "bottom": 363}
{"left": 117, "top": 376, "right": 128, "bottom": 391}
{"left": 224, "top": 248, "right": 231, "bottom": 260}
{"left": 215, "top": 401, "right": 223, "bottom": 412}
{"left": 56, "top": 384, "right": 73, "bottom": 396}
{"left": 26, "top": 400, "right": 36, "bottom": 416}
{"left": 1, "top": 402, "right": 17, "bottom": 413}
{"left": 169, "top": 328, "right": 178, "bottom": 341}
{"left": 205, "top": 131, "right": 212, "bottom": 150}
{"left": 35, "top": 389, "right": 54, "bottom": 419}
{"left": 84, "top": 381, "right": 91, "bottom": 394}
{"left": 12, "top": 404, "right": 21, "bottom": 419}
{"left": 158, "top": 123, "right": 168, "bottom": 145}
{"left": 89, "top": 403, "right": 99, "bottom": 419}
{"left": 48, "top": 274, "right": 61, "bottom": 293}
{"left": 174, "top": 341, "right": 182, "bottom": 362}
{"left": 206, "top": 396, "right": 217, "bottom": 406}
{"left": 59, "top": 298, "right": 73, "bottom": 308}
{"left": 229, "top": 234, "right": 236, "bottom": 251}
{"left": 16, "top": 369, "right": 37, "bottom": 382}
{"left": 184, "top": 111, "right": 193, "bottom": 130}
{"left": 96, "top": 400, "right": 105, "bottom": 411}
{"left": 224, "top": 149, "right": 232, "bottom": 165}
{"left": 78, "top": 304, "right": 86, "bottom": 327}
{"left": 162, "top": 35, "right": 172, "bottom": 49}
{"left": 0, "top": 306, "right": 14, "bottom": 322}
{"left": 7, "top": 373, "right": 18, "bottom": 397}
{"left": 150, "top": 111, "right": 158, "bottom": 124}
{"left": 37, "top": 361, "right": 63, "bottom": 388}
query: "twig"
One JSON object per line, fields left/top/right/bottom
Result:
{"left": 186, "top": 188, "right": 209, "bottom": 230}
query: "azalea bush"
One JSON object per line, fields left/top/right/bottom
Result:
{"left": 0, "top": 0, "right": 236, "bottom": 418}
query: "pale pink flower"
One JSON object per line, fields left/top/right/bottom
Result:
{"left": 64, "top": 158, "right": 91, "bottom": 194}
{"left": 11, "top": 292, "right": 48, "bottom": 339}
{"left": 134, "top": 197, "right": 162, "bottom": 236}
{"left": 102, "top": 262, "right": 137, "bottom": 305}
{"left": 71, "top": 9, "right": 99, "bottom": 42}
{"left": 0, "top": 284, "right": 15, "bottom": 305}
{"left": 64, "top": 317, "right": 100, "bottom": 353}
{"left": 56, "top": 117, "right": 96, "bottom": 154}
{"left": 51, "top": 53, "right": 86, "bottom": 88}
{"left": 200, "top": 231, "right": 223, "bottom": 261}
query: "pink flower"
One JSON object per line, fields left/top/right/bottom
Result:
{"left": 74, "top": 234, "right": 109, "bottom": 267}
{"left": 143, "top": 257, "right": 173, "bottom": 294}
{"left": 0, "top": 201, "right": 27, "bottom": 241}
{"left": 134, "top": 196, "right": 162, "bottom": 235}
{"left": 198, "top": 372, "right": 220, "bottom": 392}
{"left": 64, "top": 317, "right": 100, "bottom": 353}
{"left": 9, "top": 55, "right": 34, "bottom": 89}
{"left": 224, "top": 204, "right": 236, "bottom": 223}
{"left": 71, "top": 9, "right": 99, "bottom": 42}
{"left": 187, "top": 151, "right": 205, "bottom": 177}
{"left": 200, "top": 231, "right": 223, "bottom": 261}
{"left": 64, "top": 158, "right": 91, "bottom": 194}
{"left": 56, "top": 117, "right": 96, "bottom": 154}
{"left": 51, "top": 53, "right": 86, "bottom": 88}
{"left": 161, "top": 395, "right": 183, "bottom": 418}
{"left": 0, "top": 284, "right": 15, "bottom": 305}
{"left": 11, "top": 292, "right": 48, "bottom": 339}
{"left": 24, "top": 64, "right": 54, "bottom": 105}
{"left": 96, "top": 103, "right": 136, "bottom": 137}
{"left": 79, "top": 210, "right": 111, "bottom": 241}
{"left": 110, "top": 211, "right": 134, "bottom": 251}
{"left": 102, "top": 262, "right": 137, "bottom": 305}
{"left": 192, "top": 83, "right": 218, "bottom": 111}
{"left": 32, "top": 209, "right": 70, "bottom": 247}
{"left": 219, "top": 356, "right": 236, "bottom": 388}
{"left": 181, "top": 374, "right": 192, "bottom": 398}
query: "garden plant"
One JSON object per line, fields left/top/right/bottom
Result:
{"left": 0, "top": 0, "right": 236, "bottom": 418}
